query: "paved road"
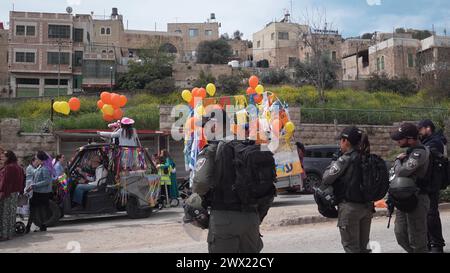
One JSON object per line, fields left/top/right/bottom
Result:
{"left": 1, "top": 197, "right": 448, "bottom": 253}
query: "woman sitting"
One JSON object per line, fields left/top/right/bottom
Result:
{"left": 73, "top": 155, "right": 108, "bottom": 207}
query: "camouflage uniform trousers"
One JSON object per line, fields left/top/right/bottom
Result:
{"left": 0, "top": 193, "right": 18, "bottom": 240}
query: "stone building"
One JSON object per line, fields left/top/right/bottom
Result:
{"left": 368, "top": 37, "right": 421, "bottom": 80}
{"left": 341, "top": 39, "right": 372, "bottom": 80}
{"left": 227, "top": 39, "right": 253, "bottom": 64}
{"left": 418, "top": 35, "right": 450, "bottom": 89}
{"left": 0, "top": 24, "right": 9, "bottom": 98}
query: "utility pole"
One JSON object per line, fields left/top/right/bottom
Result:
{"left": 110, "top": 66, "right": 113, "bottom": 92}
{"left": 58, "top": 40, "right": 61, "bottom": 97}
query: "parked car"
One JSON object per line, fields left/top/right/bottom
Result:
{"left": 302, "top": 145, "right": 340, "bottom": 194}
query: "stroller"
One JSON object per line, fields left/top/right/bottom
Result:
{"left": 15, "top": 194, "right": 31, "bottom": 235}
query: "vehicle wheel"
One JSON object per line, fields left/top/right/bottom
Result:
{"left": 304, "top": 173, "right": 322, "bottom": 194}
{"left": 126, "top": 196, "right": 153, "bottom": 219}
{"left": 170, "top": 198, "right": 180, "bottom": 207}
{"left": 15, "top": 222, "right": 26, "bottom": 235}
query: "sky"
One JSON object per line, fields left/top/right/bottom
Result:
{"left": 1, "top": 0, "right": 449, "bottom": 40}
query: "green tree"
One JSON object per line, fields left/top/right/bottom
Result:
{"left": 118, "top": 43, "right": 175, "bottom": 92}
{"left": 217, "top": 74, "right": 243, "bottom": 95}
{"left": 196, "top": 39, "right": 233, "bottom": 64}
{"left": 294, "top": 55, "right": 338, "bottom": 96}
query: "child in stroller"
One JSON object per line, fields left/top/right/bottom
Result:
{"left": 15, "top": 193, "right": 30, "bottom": 235}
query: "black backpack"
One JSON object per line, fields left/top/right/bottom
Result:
{"left": 417, "top": 148, "right": 450, "bottom": 192}
{"left": 360, "top": 154, "right": 390, "bottom": 202}
{"left": 216, "top": 140, "right": 277, "bottom": 220}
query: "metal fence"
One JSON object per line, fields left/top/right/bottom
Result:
{"left": 301, "top": 107, "right": 450, "bottom": 125}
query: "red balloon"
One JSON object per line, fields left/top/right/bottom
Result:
{"left": 246, "top": 87, "right": 256, "bottom": 95}
{"left": 68, "top": 97, "right": 81, "bottom": 111}
{"left": 249, "top": 76, "right": 259, "bottom": 89}
{"left": 103, "top": 113, "right": 115, "bottom": 122}
{"left": 111, "top": 93, "right": 121, "bottom": 107}
{"left": 97, "top": 100, "right": 105, "bottom": 110}
{"left": 101, "top": 92, "right": 112, "bottom": 104}
{"left": 199, "top": 88, "right": 207, "bottom": 99}
{"left": 112, "top": 108, "right": 123, "bottom": 120}
{"left": 254, "top": 94, "right": 263, "bottom": 104}
{"left": 119, "top": 95, "right": 127, "bottom": 107}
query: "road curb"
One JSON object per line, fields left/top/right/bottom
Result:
{"left": 274, "top": 203, "right": 450, "bottom": 227}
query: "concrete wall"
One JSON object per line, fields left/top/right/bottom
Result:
{"left": 0, "top": 118, "right": 57, "bottom": 165}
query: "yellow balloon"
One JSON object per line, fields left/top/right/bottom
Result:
{"left": 181, "top": 90, "right": 192, "bottom": 103}
{"left": 53, "top": 102, "right": 60, "bottom": 112}
{"left": 255, "top": 84, "right": 264, "bottom": 95}
{"left": 206, "top": 83, "right": 216, "bottom": 97}
{"left": 60, "top": 101, "right": 71, "bottom": 115}
{"left": 102, "top": 104, "right": 114, "bottom": 116}
{"left": 284, "top": 121, "right": 295, "bottom": 134}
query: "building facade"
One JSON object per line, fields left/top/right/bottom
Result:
{"left": 368, "top": 37, "right": 421, "bottom": 80}
{"left": 0, "top": 25, "right": 9, "bottom": 97}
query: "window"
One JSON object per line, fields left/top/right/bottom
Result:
{"left": 44, "top": 79, "right": 68, "bottom": 85}
{"left": 332, "top": 51, "right": 337, "bottom": 62}
{"left": 257, "top": 41, "right": 261, "bottom": 48}
{"left": 205, "top": 30, "right": 212, "bottom": 36}
{"left": 377, "top": 57, "right": 380, "bottom": 71}
{"left": 26, "top": 26, "right": 35, "bottom": 36}
{"left": 271, "top": 33, "right": 275, "bottom": 40}
{"left": 189, "top": 28, "right": 199, "bottom": 37}
{"left": 87, "top": 32, "right": 91, "bottom": 43}
{"left": 408, "top": 53, "right": 414, "bottom": 68}
{"left": 101, "top": 28, "right": 105, "bottom": 35}
{"left": 381, "top": 56, "right": 385, "bottom": 70}
{"left": 175, "top": 29, "right": 182, "bottom": 34}
{"left": 47, "top": 52, "right": 70, "bottom": 65}
{"left": 16, "top": 25, "right": 25, "bottom": 36}
{"left": 15, "top": 52, "right": 35, "bottom": 63}
{"left": 48, "top": 25, "right": 71, "bottom": 39}
{"left": 73, "top": 51, "right": 83, "bottom": 67}
{"left": 17, "top": 78, "right": 39, "bottom": 85}
{"left": 106, "top": 27, "right": 111, "bottom": 35}
{"left": 74, "top": 28, "right": 83, "bottom": 42}
{"left": 278, "top": 32, "right": 289, "bottom": 40}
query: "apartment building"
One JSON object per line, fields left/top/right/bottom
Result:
{"left": 0, "top": 23, "right": 9, "bottom": 97}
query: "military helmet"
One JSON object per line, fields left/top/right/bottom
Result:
{"left": 389, "top": 176, "right": 418, "bottom": 199}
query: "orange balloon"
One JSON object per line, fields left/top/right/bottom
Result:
{"left": 119, "top": 95, "right": 127, "bottom": 107}
{"left": 192, "top": 88, "right": 200, "bottom": 98}
{"left": 249, "top": 76, "right": 259, "bottom": 89}
{"left": 103, "top": 113, "right": 115, "bottom": 122}
{"left": 112, "top": 103, "right": 120, "bottom": 110}
{"left": 199, "top": 88, "right": 207, "bottom": 99}
{"left": 101, "top": 92, "right": 112, "bottom": 104}
{"left": 254, "top": 94, "right": 263, "bottom": 104}
{"left": 188, "top": 98, "right": 195, "bottom": 108}
{"left": 111, "top": 93, "right": 121, "bottom": 107}
{"left": 97, "top": 100, "right": 105, "bottom": 110}
{"left": 246, "top": 87, "right": 256, "bottom": 95}
{"left": 112, "top": 108, "right": 123, "bottom": 120}
{"left": 68, "top": 97, "right": 81, "bottom": 111}
{"left": 279, "top": 110, "right": 289, "bottom": 126}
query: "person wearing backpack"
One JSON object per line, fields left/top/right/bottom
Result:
{"left": 389, "top": 122, "right": 431, "bottom": 253}
{"left": 322, "top": 126, "right": 374, "bottom": 253}
{"left": 418, "top": 119, "right": 447, "bottom": 253}
{"left": 184, "top": 111, "right": 276, "bottom": 253}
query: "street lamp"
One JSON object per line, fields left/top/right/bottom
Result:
{"left": 110, "top": 66, "right": 113, "bottom": 93}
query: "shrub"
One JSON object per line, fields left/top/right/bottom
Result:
{"left": 193, "top": 70, "right": 216, "bottom": 88}
{"left": 367, "top": 74, "right": 418, "bottom": 95}
{"left": 217, "top": 74, "right": 243, "bottom": 95}
{"left": 144, "top": 78, "right": 176, "bottom": 95}
{"left": 261, "top": 69, "right": 291, "bottom": 85}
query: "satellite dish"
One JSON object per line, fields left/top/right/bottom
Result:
{"left": 66, "top": 7, "right": 73, "bottom": 14}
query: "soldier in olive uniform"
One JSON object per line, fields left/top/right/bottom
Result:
{"left": 390, "top": 123, "right": 431, "bottom": 253}
{"left": 322, "top": 126, "right": 374, "bottom": 253}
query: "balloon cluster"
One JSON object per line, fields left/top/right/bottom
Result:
{"left": 246, "top": 75, "right": 265, "bottom": 105}
{"left": 97, "top": 92, "right": 128, "bottom": 122}
{"left": 181, "top": 83, "right": 216, "bottom": 108}
{"left": 53, "top": 97, "right": 81, "bottom": 116}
